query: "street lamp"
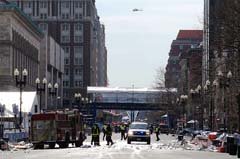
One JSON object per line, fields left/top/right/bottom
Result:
{"left": 180, "top": 95, "right": 188, "bottom": 128}
{"left": 35, "top": 78, "right": 47, "bottom": 113}
{"left": 14, "top": 68, "right": 28, "bottom": 131}
{"left": 48, "top": 83, "right": 59, "bottom": 110}
{"left": 74, "top": 93, "right": 82, "bottom": 111}
{"left": 204, "top": 79, "right": 217, "bottom": 131}
{"left": 217, "top": 70, "right": 232, "bottom": 132}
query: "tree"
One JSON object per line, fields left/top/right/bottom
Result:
{"left": 153, "top": 66, "right": 165, "bottom": 89}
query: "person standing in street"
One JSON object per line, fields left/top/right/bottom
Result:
{"left": 155, "top": 125, "right": 160, "bottom": 141}
{"left": 106, "top": 124, "right": 114, "bottom": 145}
{"left": 102, "top": 124, "right": 107, "bottom": 141}
{"left": 120, "top": 123, "right": 126, "bottom": 140}
{"left": 91, "top": 124, "right": 100, "bottom": 146}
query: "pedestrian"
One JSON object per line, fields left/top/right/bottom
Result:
{"left": 91, "top": 124, "right": 100, "bottom": 146}
{"left": 102, "top": 124, "right": 107, "bottom": 141}
{"left": 106, "top": 124, "right": 114, "bottom": 145}
{"left": 120, "top": 123, "right": 126, "bottom": 140}
{"left": 155, "top": 125, "right": 160, "bottom": 141}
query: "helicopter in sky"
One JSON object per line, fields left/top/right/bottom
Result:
{"left": 132, "top": 8, "right": 143, "bottom": 12}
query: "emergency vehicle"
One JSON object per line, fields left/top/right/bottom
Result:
{"left": 30, "top": 109, "right": 85, "bottom": 149}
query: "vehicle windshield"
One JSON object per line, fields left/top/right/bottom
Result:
{"left": 130, "top": 123, "right": 148, "bottom": 129}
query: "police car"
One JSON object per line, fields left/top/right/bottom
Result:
{"left": 127, "top": 122, "right": 151, "bottom": 144}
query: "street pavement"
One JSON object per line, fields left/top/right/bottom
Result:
{"left": 1, "top": 133, "right": 237, "bottom": 159}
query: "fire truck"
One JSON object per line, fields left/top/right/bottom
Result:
{"left": 30, "top": 109, "right": 86, "bottom": 149}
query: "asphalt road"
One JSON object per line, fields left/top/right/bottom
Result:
{"left": 1, "top": 133, "right": 237, "bottom": 159}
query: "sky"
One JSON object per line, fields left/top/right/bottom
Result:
{"left": 96, "top": 0, "right": 203, "bottom": 88}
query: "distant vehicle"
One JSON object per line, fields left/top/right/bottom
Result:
{"left": 132, "top": 8, "right": 143, "bottom": 12}
{"left": 30, "top": 109, "right": 86, "bottom": 149}
{"left": 159, "top": 123, "right": 169, "bottom": 135}
{"left": 127, "top": 122, "right": 150, "bottom": 144}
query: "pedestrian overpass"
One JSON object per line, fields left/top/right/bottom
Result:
{"left": 87, "top": 87, "right": 177, "bottom": 111}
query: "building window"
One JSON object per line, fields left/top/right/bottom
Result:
{"left": 63, "top": 46, "right": 70, "bottom": 54}
{"left": 61, "top": 13, "right": 70, "bottom": 19}
{"left": 40, "top": 2, "right": 47, "bottom": 8}
{"left": 24, "top": 2, "right": 32, "bottom": 8}
{"left": 74, "top": 58, "right": 83, "bottom": 65}
{"left": 61, "top": 36, "right": 70, "bottom": 43}
{"left": 39, "top": 23, "right": 48, "bottom": 33}
{"left": 64, "top": 58, "right": 69, "bottom": 65}
{"left": 75, "top": 1, "right": 83, "bottom": 8}
{"left": 40, "top": 13, "right": 47, "bottom": 19}
{"left": 74, "top": 23, "right": 83, "bottom": 31}
{"left": 61, "top": 23, "right": 70, "bottom": 31}
{"left": 75, "top": 13, "right": 83, "bottom": 19}
{"left": 75, "top": 68, "right": 83, "bottom": 75}
{"left": 63, "top": 80, "right": 70, "bottom": 87}
{"left": 64, "top": 68, "right": 69, "bottom": 75}
{"left": 74, "top": 80, "right": 83, "bottom": 87}
{"left": 61, "top": 2, "right": 70, "bottom": 8}
{"left": 74, "top": 46, "right": 83, "bottom": 55}
{"left": 74, "top": 36, "right": 83, "bottom": 43}
{"left": 179, "top": 45, "right": 183, "bottom": 50}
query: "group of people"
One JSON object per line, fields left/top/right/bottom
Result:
{"left": 91, "top": 123, "right": 114, "bottom": 146}
{"left": 91, "top": 123, "right": 162, "bottom": 146}
{"left": 91, "top": 123, "right": 129, "bottom": 146}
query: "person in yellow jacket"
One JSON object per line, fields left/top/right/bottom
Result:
{"left": 91, "top": 124, "right": 100, "bottom": 146}
{"left": 120, "top": 123, "right": 126, "bottom": 140}
{"left": 155, "top": 125, "right": 160, "bottom": 141}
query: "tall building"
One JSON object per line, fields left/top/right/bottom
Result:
{"left": 203, "top": 0, "right": 240, "bottom": 131}
{"left": 9, "top": 0, "right": 107, "bottom": 107}
{"left": 165, "top": 30, "right": 203, "bottom": 90}
{"left": 0, "top": 3, "right": 43, "bottom": 91}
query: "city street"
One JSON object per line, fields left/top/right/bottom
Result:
{"left": 1, "top": 133, "right": 236, "bottom": 159}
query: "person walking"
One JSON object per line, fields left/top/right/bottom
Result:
{"left": 102, "top": 124, "right": 107, "bottom": 141}
{"left": 91, "top": 124, "right": 100, "bottom": 146}
{"left": 155, "top": 125, "right": 160, "bottom": 141}
{"left": 106, "top": 124, "right": 114, "bottom": 145}
{"left": 120, "top": 123, "right": 126, "bottom": 140}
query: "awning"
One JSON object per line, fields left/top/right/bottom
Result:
{"left": 0, "top": 91, "right": 38, "bottom": 117}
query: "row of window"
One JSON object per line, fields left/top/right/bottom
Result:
{"left": 63, "top": 80, "right": 83, "bottom": 87}
{"left": 61, "top": 23, "right": 83, "bottom": 32}
{"left": 64, "top": 57, "right": 83, "bottom": 65}
{"left": 23, "top": 1, "right": 83, "bottom": 9}
{"left": 61, "top": 35, "right": 83, "bottom": 43}
{"left": 64, "top": 68, "right": 83, "bottom": 76}
{"left": 62, "top": 46, "right": 83, "bottom": 54}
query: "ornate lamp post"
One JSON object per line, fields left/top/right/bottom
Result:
{"left": 74, "top": 93, "right": 82, "bottom": 111}
{"left": 14, "top": 68, "right": 28, "bottom": 130}
{"left": 180, "top": 95, "right": 188, "bottom": 128}
{"left": 204, "top": 79, "right": 217, "bottom": 131}
{"left": 35, "top": 78, "right": 47, "bottom": 113}
{"left": 217, "top": 70, "right": 232, "bottom": 132}
{"left": 48, "top": 83, "right": 59, "bottom": 110}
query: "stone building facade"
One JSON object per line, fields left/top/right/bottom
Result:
{"left": 40, "top": 35, "right": 64, "bottom": 110}
{"left": 8, "top": 0, "right": 108, "bottom": 107}
{"left": 0, "top": 4, "right": 43, "bottom": 91}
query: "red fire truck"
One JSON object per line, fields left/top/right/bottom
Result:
{"left": 30, "top": 109, "right": 85, "bottom": 149}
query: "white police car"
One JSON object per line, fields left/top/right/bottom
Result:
{"left": 127, "top": 122, "right": 151, "bottom": 144}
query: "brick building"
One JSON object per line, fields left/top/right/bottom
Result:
{"left": 165, "top": 30, "right": 203, "bottom": 90}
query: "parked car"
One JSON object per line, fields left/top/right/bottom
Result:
{"left": 127, "top": 122, "right": 151, "bottom": 144}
